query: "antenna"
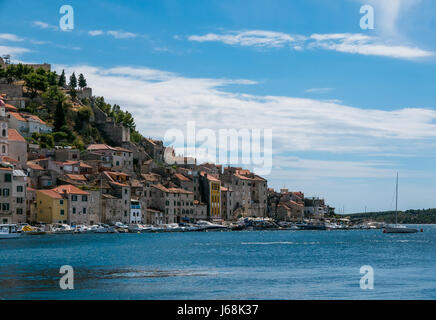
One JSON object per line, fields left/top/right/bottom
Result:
{"left": 2, "top": 55, "right": 11, "bottom": 64}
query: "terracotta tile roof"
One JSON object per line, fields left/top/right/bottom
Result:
{"left": 27, "top": 114, "right": 47, "bottom": 125}
{"left": 151, "top": 183, "right": 169, "bottom": 193}
{"left": 200, "top": 171, "right": 220, "bottom": 182}
{"left": 52, "top": 184, "right": 89, "bottom": 195}
{"left": 0, "top": 156, "right": 18, "bottom": 163}
{"left": 8, "top": 129, "right": 25, "bottom": 142}
{"left": 109, "top": 181, "right": 128, "bottom": 188}
{"left": 5, "top": 103, "right": 17, "bottom": 111}
{"left": 27, "top": 161, "right": 44, "bottom": 170}
{"left": 79, "top": 162, "right": 93, "bottom": 168}
{"left": 141, "top": 173, "right": 160, "bottom": 182}
{"left": 87, "top": 144, "right": 116, "bottom": 152}
{"left": 174, "top": 173, "right": 191, "bottom": 182}
{"left": 8, "top": 112, "right": 26, "bottom": 122}
{"left": 114, "top": 146, "right": 132, "bottom": 153}
{"left": 65, "top": 174, "right": 87, "bottom": 181}
{"left": 37, "top": 189, "right": 64, "bottom": 199}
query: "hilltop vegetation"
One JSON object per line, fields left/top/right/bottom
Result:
{"left": 348, "top": 208, "right": 436, "bottom": 224}
{"left": 0, "top": 63, "right": 143, "bottom": 149}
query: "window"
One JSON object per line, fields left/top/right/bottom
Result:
{"left": 60, "top": 199, "right": 64, "bottom": 205}
{"left": 82, "top": 195, "right": 88, "bottom": 201}
{"left": 17, "top": 197, "right": 23, "bottom": 204}
{"left": 2, "top": 203, "right": 9, "bottom": 211}
{"left": 4, "top": 173, "right": 11, "bottom": 182}
{"left": 17, "top": 186, "right": 24, "bottom": 192}
{"left": 73, "top": 207, "right": 76, "bottom": 214}
{"left": 71, "top": 195, "right": 77, "bottom": 201}
{"left": 3, "top": 189, "right": 9, "bottom": 197}
{"left": 60, "top": 209, "right": 65, "bottom": 215}
{"left": 83, "top": 207, "right": 87, "bottom": 214}
{"left": 16, "top": 208, "right": 23, "bottom": 215}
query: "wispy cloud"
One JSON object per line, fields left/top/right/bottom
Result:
{"left": 89, "top": 30, "right": 138, "bottom": 39}
{"left": 0, "top": 33, "right": 23, "bottom": 42}
{"left": 54, "top": 63, "right": 436, "bottom": 161}
{"left": 0, "top": 45, "right": 30, "bottom": 55}
{"left": 305, "top": 88, "right": 334, "bottom": 94}
{"left": 32, "top": 21, "right": 58, "bottom": 31}
{"left": 188, "top": 30, "right": 433, "bottom": 59}
{"left": 188, "top": 30, "right": 298, "bottom": 48}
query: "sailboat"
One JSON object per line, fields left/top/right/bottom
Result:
{"left": 383, "top": 173, "right": 418, "bottom": 234}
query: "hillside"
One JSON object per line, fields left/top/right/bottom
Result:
{"left": 0, "top": 64, "right": 143, "bottom": 149}
{"left": 347, "top": 208, "right": 436, "bottom": 224}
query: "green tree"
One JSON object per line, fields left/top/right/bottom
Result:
{"left": 53, "top": 101, "right": 66, "bottom": 131}
{"left": 24, "top": 72, "right": 48, "bottom": 98}
{"left": 69, "top": 72, "right": 77, "bottom": 99}
{"left": 58, "top": 69, "right": 66, "bottom": 87}
{"left": 78, "top": 73, "right": 87, "bottom": 89}
{"left": 41, "top": 85, "right": 66, "bottom": 111}
{"left": 69, "top": 72, "right": 77, "bottom": 89}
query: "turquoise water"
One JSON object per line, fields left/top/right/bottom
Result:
{"left": 1, "top": 225, "right": 435, "bottom": 299}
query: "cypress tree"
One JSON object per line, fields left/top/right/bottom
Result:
{"left": 78, "top": 73, "right": 87, "bottom": 89}
{"left": 54, "top": 100, "right": 66, "bottom": 131}
{"left": 58, "top": 69, "right": 66, "bottom": 87}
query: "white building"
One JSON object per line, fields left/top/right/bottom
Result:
{"left": 130, "top": 199, "right": 141, "bottom": 224}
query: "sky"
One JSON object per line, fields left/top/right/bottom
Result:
{"left": 1, "top": 0, "right": 436, "bottom": 213}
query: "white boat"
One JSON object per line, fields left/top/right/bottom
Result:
{"left": 383, "top": 173, "right": 418, "bottom": 234}
{"left": 128, "top": 224, "right": 154, "bottom": 233}
{"left": 195, "top": 220, "right": 228, "bottom": 230}
{"left": 52, "top": 224, "right": 75, "bottom": 234}
{"left": 74, "top": 225, "right": 92, "bottom": 233}
{"left": 0, "top": 224, "right": 21, "bottom": 239}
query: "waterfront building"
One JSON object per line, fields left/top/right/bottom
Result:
{"left": 0, "top": 166, "right": 13, "bottom": 224}
{"left": 222, "top": 167, "right": 267, "bottom": 218}
{"left": 35, "top": 189, "right": 68, "bottom": 224}
{"left": 150, "top": 183, "right": 195, "bottom": 223}
{"left": 51, "top": 185, "right": 90, "bottom": 225}
{"left": 199, "top": 172, "right": 221, "bottom": 220}
{"left": 130, "top": 199, "right": 141, "bottom": 224}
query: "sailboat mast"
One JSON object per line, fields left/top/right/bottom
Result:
{"left": 395, "top": 172, "right": 398, "bottom": 225}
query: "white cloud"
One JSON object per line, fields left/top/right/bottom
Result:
{"left": 53, "top": 63, "right": 436, "bottom": 161}
{"left": 188, "top": 30, "right": 433, "bottom": 59}
{"left": 0, "top": 33, "right": 23, "bottom": 42}
{"left": 305, "top": 88, "right": 334, "bottom": 94}
{"left": 87, "top": 30, "right": 138, "bottom": 39}
{"left": 89, "top": 30, "right": 104, "bottom": 36}
{"left": 107, "top": 30, "right": 137, "bottom": 39}
{"left": 310, "top": 33, "right": 433, "bottom": 59}
{"left": 188, "top": 30, "right": 298, "bottom": 48}
{"left": 0, "top": 45, "right": 30, "bottom": 55}
{"left": 32, "top": 21, "right": 58, "bottom": 31}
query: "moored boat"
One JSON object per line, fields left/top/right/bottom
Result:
{"left": 0, "top": 224, "right": 21, "bottom": 239}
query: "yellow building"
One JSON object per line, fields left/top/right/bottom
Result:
{"left": 201, "top": 173, "right": 221, "bottom": 219}
{"left": 210, "top": 179, "right": 221, "bottom": 218}
{"left": 36, "top": 189, "right": 68, "bottom": 223}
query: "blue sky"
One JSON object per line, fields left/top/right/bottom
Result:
{"left": 1, "top": 0, "right": 436, "bottom": 213}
